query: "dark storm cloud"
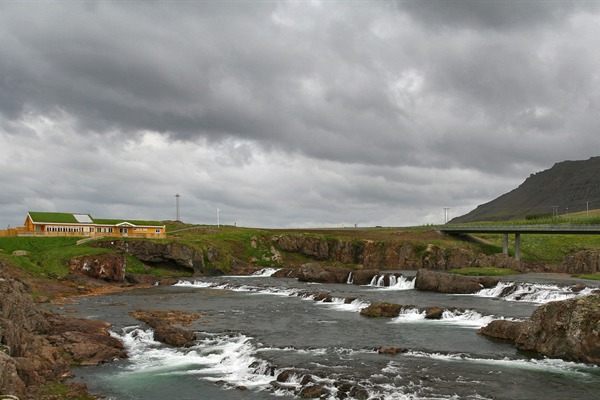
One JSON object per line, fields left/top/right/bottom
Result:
{"left": 0, "top": 1, "right": 422, "bottom": 163}
{"left": 398, "top": 0, "right": 600, "bottom": 31}
{"left": 2, "top": 1, "right": 600, "bottom": 228}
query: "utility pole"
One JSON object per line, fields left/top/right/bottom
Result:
{"left": 175, "top": 194, "right": 180, "bottom": 221}
{"left": 443, "top": 208, "right": 450, "bottom": 224}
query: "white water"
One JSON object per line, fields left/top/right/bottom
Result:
{"left": 404, "top": 350, "right": 598, "bottom": 377}
{"left": 315, "top": 297, "right": 372, "bottom": 312}
{"left": 113, "top": 327, "right": 275, "bottom": 389}
{"left": 252, "top": 268, "right": 278, "bottom": 277}
{"left": 475, "top": 281, "right": 596, "bottom": 303}
{"left": 175, "top": 279, "right": 304, "bottom": 298}
{"left": 222, "top": 268, "right": 278, "bottom": 278}
{"left": 109, "top": 324, "right": 597, "bottom": 400}
{"left": 390, "top": 308, "right": 509, "bottom": 328}
{"left": 75, "top": 273, "right": 600, "bottom": 400}
{"left": 367, "top": 274, "right": 415, "bottom": 290}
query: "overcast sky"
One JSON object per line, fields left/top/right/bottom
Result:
{"left": 2, "top": 0, "right": 600, "bottom": 229}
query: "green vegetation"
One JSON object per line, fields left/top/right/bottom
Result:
{"left": 5, "top": 210, "right": 600, "bottom": 288}
{"left": 442, "top": 208, "right": 600, "bottom": 263}
{"left": 28, "top": 211, "right": 85, "bottom": 223}
{"left": 448, "top": 267, "right": 519, "bottom": 276}
{"left": 450, "top": 208, "right": 600, "bottom": 227}
{"left": 40, "top": 382, "right": 96, "bottom": 400}
{"left": 572, "top": 273, "right": 600, "bottom": 281}
{"left": 0, "top": 237, "right": 113, "bottom": 278}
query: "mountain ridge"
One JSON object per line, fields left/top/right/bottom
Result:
{"left": 451, "top": 156, "right": 600, "bottom": 223}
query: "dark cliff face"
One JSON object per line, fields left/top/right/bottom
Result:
{"left": 452, "top": 156, "right": 600, "bottom": 222}
{"left": 92, "top": 240, "right": 208, "bottom": 275}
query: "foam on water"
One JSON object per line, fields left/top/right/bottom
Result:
{"left": 475, "top": 281, "right": 596, "bottom": 303}
{"left": 174, "top": 279, "right": 303, "bottom": 298}
{"left": 112, "top": 327, "right": 275, "bottom": 389}
{"left": 367, "top": 274, "right": 415, "bottom": 290}
{"left": 404, "top": 351, "right": 598, "bottom": 377}
{"left": 251, "top": 268, "right": 278, "bottom": 277}
{"left": 314, "top": 297, "right": 371, "bottom": 312}
{"left": 390, "top": 308, "right": 511, "bottom": 328}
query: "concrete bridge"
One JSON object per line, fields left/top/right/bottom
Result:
{"left": 438, "top": 225, "right": 600, "bottom": 261}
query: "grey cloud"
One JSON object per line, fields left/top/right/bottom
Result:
{"left": 1, "top": 1, "right": 600, "bottom": 228}
{"left": 398, "top": 0, "right": 599, "bottom": 31}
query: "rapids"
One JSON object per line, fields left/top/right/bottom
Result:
{"left": 63, "top": 272, "right": 600, "bottom": 400}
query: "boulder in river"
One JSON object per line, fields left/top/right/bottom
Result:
{"left": 360, "top": 302, "right": 404, "bottom": 318}
{"left": 414, "top": 269, "right": 499, "bottom": 294}
{"left": 479, "top": 292, "right": 600, "bottom": 364}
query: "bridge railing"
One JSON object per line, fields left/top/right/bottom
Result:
{"left": 438, "top": 224, "right": 600, "bottom": 232}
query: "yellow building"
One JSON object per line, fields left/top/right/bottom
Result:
{"left": 11, "top": 211, "right": 167, "bottom": 238}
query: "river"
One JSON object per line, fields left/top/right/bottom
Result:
{"left": 57, "top": 270, "right": 600, "bottom": 400}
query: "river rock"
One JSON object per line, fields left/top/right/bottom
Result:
{"left": 360, "top": 302, "right": 404, "bottom": 318}
{"left": 152, "top": 322, "right": 197, "bottom": 347}
{"left": 297, "top": 263, "right": 337, "bottom": 283}
{"left": 271, "top": 267, "right": 301, "bottom": 278}
{"left": 414, "top": 269, "right": 498, "bottom": 294}
{"left": 299, "top": 384, "right": 329, "bottom": 398}
{"left": 130, "top": 310, "right": 201, "bottom": 347}
{"left": 515, "top": 292, "right": 600, "bottom": 363}
{"left": 425, "top": 306, "right": 444, "bottom": 319}
{"left": 377, "top": 346, "right": 408, "bottom": 355}
{"left": 478, "top": 320, "right": 522, "bottom": 341}
{"left": 479, "top": 292, "right": 600, "bottom": 364}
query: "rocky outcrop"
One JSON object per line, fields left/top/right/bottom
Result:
{"left": 515, "top": 292, "right": 600, "bottom": 363}
{"left": 297, "top": 263, "right": 347, "bottom": 284}
{"left": 291, "top": 263, "right": 407, "bottom": 286}
{"left": 0, "top": 265, "right": 125, "bottom": 399}
{"left": 272, "top": 234, "right": 527, "bottom": 272}
{"left": 479, "top": 293, "right": 600, "bottom": 364}
{"left": 414, "top": 269, "right": 499, "bottom": 294}
{"left": 562, "top": 250, "right": 600, "bottom": 274}
{"left": 69, "top": 253, "right": 126, "bottom": 281}
{"left": 93, "top": 239, "right": 209, "bottom": 274}
{"left": 130, "top": 310, "right": 201, "bottom": 347}
{"left": 478, "top": 320, "right": 522, "bottom": 341}
{"left": 43, "top": 312, "right": 127, "bottom": 366}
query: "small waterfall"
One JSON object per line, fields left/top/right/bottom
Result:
{"left": 346, "top": 272, "right": 354, "bottom": 284}
{"left": 388, "top": 275, "right": 397, "bottom": 286}
{"left": 369, "top": 275, "right": 378, "bottom": 286}
{"left": 376, "top": 275, "right": 385, "bottom": 287}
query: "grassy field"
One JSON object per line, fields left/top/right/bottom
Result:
{"left": 3, "top": 211, "right": 600, "bottom": 285}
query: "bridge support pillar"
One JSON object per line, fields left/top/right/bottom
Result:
{"left": 503, "top": 234, "right": 509, "bottom": 255}
{"left": 514, "top": 233, "right": 521, "bottom": 261}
